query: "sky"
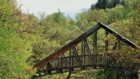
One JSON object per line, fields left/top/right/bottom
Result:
{"left": 16, "top": 0, "right": 98, "bottom": 18}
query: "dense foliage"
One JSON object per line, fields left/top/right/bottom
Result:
{"left": 0, "top": 0, "right": 140, "bottom": 79}
{"left": 91, "top": 0, "right": 124, "bottom": 9}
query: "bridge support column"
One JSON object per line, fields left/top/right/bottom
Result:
{"left": 93, "top": 30, "right": 97, "bottom": 68}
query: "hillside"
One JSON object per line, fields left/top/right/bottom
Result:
{"left": 0, "top": 0, "right": 140, "bottom": 79}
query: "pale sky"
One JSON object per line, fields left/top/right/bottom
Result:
{"left": 16, "top": 0, "right": 98, "bottom": 18}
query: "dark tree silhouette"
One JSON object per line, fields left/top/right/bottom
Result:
{"left": 92, "top": 0, "right": 124, "bottom": 9}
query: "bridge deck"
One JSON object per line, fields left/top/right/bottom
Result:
{"left": 39, "top": 54, "right": 139, "bottom": 75}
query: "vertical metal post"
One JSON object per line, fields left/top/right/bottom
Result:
{"left": 71, "top": 47, "right": 74, "bottom": 69}
{"left": 58, "top": 56, "right": 60, "bottom": 71}
{"left": 93, "top": 30, "right": 97, "bottom": 67}
{"left": 70, "top": 48, "right": 72, "bottom": 68}
{"left": 81, "top": 40, "right": 85, "bottom": 69}
{"left": 67, "top": 48, "right": 72, "bottom": 78}
{"left": 60, "top": 55, "right": 63, "bottom": 72}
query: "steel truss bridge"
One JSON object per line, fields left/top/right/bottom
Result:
{"left": 32, "top": 23, "right": 140, "bottom": 79}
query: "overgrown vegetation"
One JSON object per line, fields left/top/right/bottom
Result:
{"left": 0, "top": 0, "right": 140, "bottom": 79}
